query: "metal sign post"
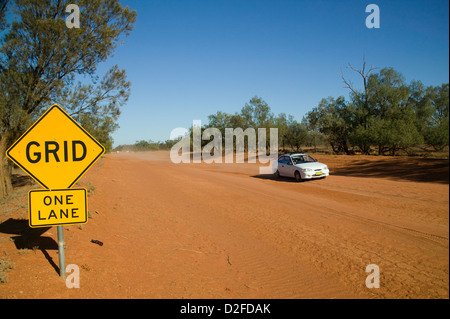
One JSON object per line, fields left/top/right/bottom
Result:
{"left": 57, "top": 226, "right": 66, "bottom": 280}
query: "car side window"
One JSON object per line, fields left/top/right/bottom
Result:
{"left": 278, "top": 156, "right": 288, "bottom": 164}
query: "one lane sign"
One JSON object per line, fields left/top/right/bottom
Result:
{"left": 28, "top": 188, "right": 88, "bottom": 228}
{"left": 6, "top": 104, "right": 105, "bottom": 189}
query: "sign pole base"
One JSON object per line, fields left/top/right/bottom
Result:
{"left": 57, "top": 226, "right": 66, "bottom": 280}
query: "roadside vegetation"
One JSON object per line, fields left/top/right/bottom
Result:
{"left": 114, "top": 140, "right": 178, "bottom": 152}
{"left": 117, "top": 61, "right": 448, "bottom": 159}
{"left": 0, "top": 0, "right": 137, "bottom": 199}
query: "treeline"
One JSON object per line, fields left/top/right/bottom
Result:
{"left": 116, "top": 96, "right": 320, "bottom": 153}
{"left": 114, "top": 139, "right": 177, "bottom": 152}
{"left": 202, "top": 97, "right": 322, "bottom": 152}
{"left": 307, "top": 65, "right": 449, "bottom": 155}
{"left": 199, "top": 65, "right": 449, "bottom": 156}
{"left": 118, "top": 64, "right": 448, "bottom": 157}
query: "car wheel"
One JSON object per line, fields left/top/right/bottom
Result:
{"left": 295, "top": 171, "right": 302, "bottom": 182}
{"left": 274, "top": 170, "right": 280, "bottom": 178}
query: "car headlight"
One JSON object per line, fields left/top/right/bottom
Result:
{"left": 324, "top": 165, "right": 328, "bottom": 170}
{"left": 302, "top": 168, "right": 313, "bottom": 172}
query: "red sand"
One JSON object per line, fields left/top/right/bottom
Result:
{"left": 0, "top": 152, "right": 448, "bottom": 298}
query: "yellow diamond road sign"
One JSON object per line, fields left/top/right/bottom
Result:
{"left": 6, "top": 104, "right": 105, "bottom": 189}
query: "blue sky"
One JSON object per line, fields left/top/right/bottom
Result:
{"left": 99, "top": 0, "right": 449, "bottom": 147}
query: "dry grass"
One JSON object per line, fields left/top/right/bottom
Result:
{"left": 0, "top": 255, "right": 14, "bottom": 284}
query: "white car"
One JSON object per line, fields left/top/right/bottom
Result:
{"left": 274, "top": 153, "right": 329, "bottom": 182}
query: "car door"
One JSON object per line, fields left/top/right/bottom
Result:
{"left": 277, "top": 156, "right": 289, "bottom": 176}
{"left": 284, "top": 157, "right": 296, "bottom": 178}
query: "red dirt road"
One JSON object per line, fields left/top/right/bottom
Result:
{"left": 0, "top": 151, "right": 448, "bottom": 298}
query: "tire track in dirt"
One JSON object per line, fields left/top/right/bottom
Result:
{"left": 177, "top": 163, "right": 448, "bottom": 298}
{"left": 157, "top": 164, "right": 352, "bottom": 298}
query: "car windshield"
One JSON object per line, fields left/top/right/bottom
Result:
{"left": 291, "top": 155, "right": 316, "bottom": 164}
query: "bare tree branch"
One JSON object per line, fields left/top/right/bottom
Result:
{"left": 342, "top": 56, "right": 378, "bottom": 98}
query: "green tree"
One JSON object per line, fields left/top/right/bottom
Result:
{"left": 342, "top": 61, "right": 427, "bottom": 155}
{"left": 205, "top": 97, "right": 277, "bottom": 153}
{"left": 0, "top": 0, "right": 7, "bottom": 31}
{"left": 0, "top": 0, "right": 136, "bottom": 198}
{"left": 274, "top": 113, "right": 289, "bottom": 151}
{"left": 284, "top": 118, "right": 308, "bottom": 152}
{"left": 60, "top": 65, "right": 131, "bottom": 152}
{"left": 421, "top": 84, "right": 449, "bottom": 150}
{"left": 206, "top": 110, "right": 233, "bottom": 138}
{"left": 348, "top": 120, "right": 377, "bottom": 155}
{"left": 306, "top": 96, "right": 354, "bottom": 154}
{"left": 364, "top": 67, "right": 419, "bottom": 154}
{"left": 240, "top": 96, "right": 274, "bottom": 129}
